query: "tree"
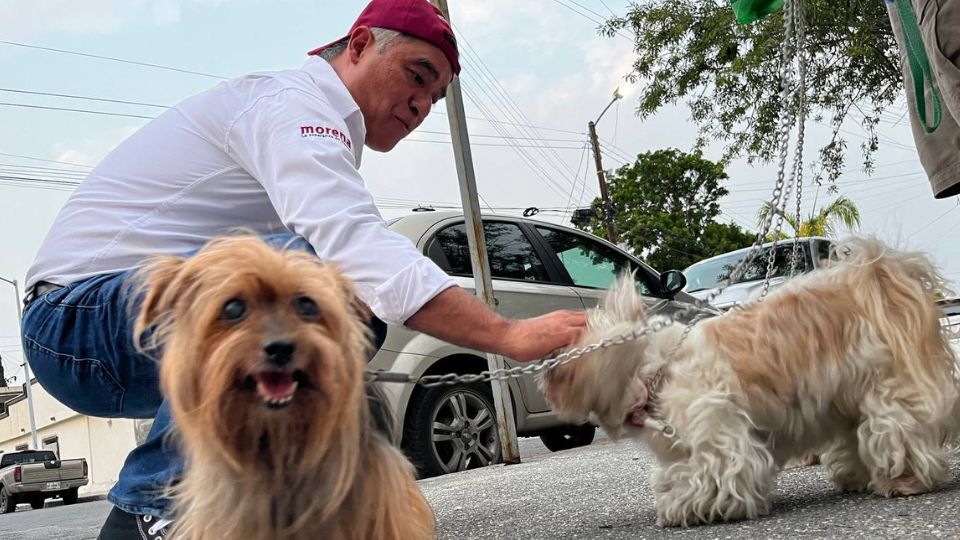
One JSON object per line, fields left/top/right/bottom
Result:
{"left": 756, "top": 194, "right": 861, "bottom": 238}
{"left": 603, "top": 1, "right": 899, "bottom": 184}
{"left": 579, "top": 148, "right": 755, "bottom": 270}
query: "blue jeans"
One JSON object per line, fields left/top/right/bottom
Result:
{"left": 20, "top": 234, "right": 387, "bottom": 517}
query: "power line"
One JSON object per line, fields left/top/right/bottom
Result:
{"left": 547, "top": 0, "right": 635, "bottom": 42}
{"left": 726, "top": 170, "right": 925, "bottom": 194}
{"left": 0, "top": 151, "right": 93, "bottom": 169}
{"left": 860, "top": 191, "right": 928, "bottom": 213}
{"left": 0, "top": 167, "right": 87, "bottom": 180}
{"left": 0, "top": 174, "right": 80, "bottom": 187}
{"left": 0, "top": 163, "right": 89, "bottom": 176}
{"left": 905, "top": 202, "right": 959, "bottom": 240}
{"left": 451, "top": 31, "right": 584, "bottom": 201}
{"left": 460, "top": 85, "right": 571, "bottom": 200}
{"left": 0, "top": 87, "right": 170, "bottom": 109}
{"left": 453, "top": 19, "right": 592, "bottom": 193}
{"left": 562, "top": 0, "right": 616, "bottom": 21}
{"left": 405, "top": 138, "right": 586, "bottom": 149}
{"left": 456, "top": 41, "right": 585, "bottom": 194}
{"left": 0, "top": 40, "right": 227, "bottom": 80}
{"left": 598, "top": 0, "right": 619, "bottom": 17}
{"left": 562, "top": 142, "right": 591, "bottom": 223}
{"left": 433, "top": 110, "right": 586, "bottom": 136}
{"left": 0, "top": 101, "right": 154, "bottom": 119}
{"left": 416, "top": 129, "right": 586, "bottom": 143}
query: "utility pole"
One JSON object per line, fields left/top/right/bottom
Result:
{"left": 588, "top": 89, "right": 623, "bottom": 244}
{"left": 0, "top": 277, "right": 39, "bottom": 450}
{"left": 431, "top": 0, "right": 521, "bottom": 466}
{"left": 587, "top": 121, "right": 616, "bottom": 243}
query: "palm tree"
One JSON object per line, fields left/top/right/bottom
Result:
{"left": 756, "top": 195, "right": 861, "bottom": 239}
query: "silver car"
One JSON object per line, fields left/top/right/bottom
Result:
{"left": 682, "top": 237, "right": 834, "bottom": 311}
{"left": 376, "top": 212, "right": 713, "bottom": 477}
{"left": 136, "top": 212, "right": 715, "bottom": 478}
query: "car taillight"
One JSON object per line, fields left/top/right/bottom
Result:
{"left": 13, "top": 466, "right": 20, "bottom": 483}
{"left": 82, "top": 461, "right": 88, "bottom": 477}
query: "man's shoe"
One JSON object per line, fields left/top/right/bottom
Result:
{"left": 98, "top": 505, "right": 173, "bottom": 539}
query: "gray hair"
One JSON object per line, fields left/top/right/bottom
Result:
{"left": 316, "top": 27, "right": 413, "bottom": 61}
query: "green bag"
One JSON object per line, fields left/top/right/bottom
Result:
{"left": 731, "top": 0, "right": 785, "bottom": 24}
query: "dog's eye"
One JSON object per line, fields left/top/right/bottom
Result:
{"left": 293, "top": 296, "right": 320, "bottom": 320}
{"left": 221, "top": 298, "right": 247, "bottom": 322}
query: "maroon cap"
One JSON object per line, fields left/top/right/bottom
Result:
{"left": 308, "top": 0, "right": 460, "bottom": 76}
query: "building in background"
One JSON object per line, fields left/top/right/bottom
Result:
{"left": 0, "top": 381, "right": 137, "bottom": 496}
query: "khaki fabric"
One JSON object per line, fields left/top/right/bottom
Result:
{"left": 888, "top": 0, "right": 960, "bottom": 198}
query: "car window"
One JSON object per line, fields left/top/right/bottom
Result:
{"left": 0, "top": 451, "right": 57, "bottom": 468}
{"left": 684, "top": 243, "right": 811, "bottom": 293}
{"left": 816, "top": 239, "right": 834, "bottom": 263}
{"left": 535, "top": 226, "right": 652, "bottom": 293}
{"left": 429, "top": 222, "right": 550, "bottom": 282}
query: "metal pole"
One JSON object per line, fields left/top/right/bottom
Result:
{"left": 0, "top": 278, "right": 39, "bottom": 450}
{"left": 588, "top": 121, "right": 617, "bottom": 243}
{"left": 431, "top": 0, "right": 521, "bottom": 465}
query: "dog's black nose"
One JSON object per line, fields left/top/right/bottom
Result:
{"left": 264, "top": 340, "right": 296, "bottom": 367}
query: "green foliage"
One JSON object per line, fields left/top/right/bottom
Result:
{"left": 579, "top": 148, "right": 756, "bottom": 270}
{"left": 700, "top": 220, "right": 758, "bottom": 259}
{"left": 756, "top": 194, "right": 862, "bottom": 239}
{"left": 603, "top": 0, "right": 899, "bottom": 184}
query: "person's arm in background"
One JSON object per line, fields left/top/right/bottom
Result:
{"left": 406, "top": 286, "right": 586, "bottom": 361}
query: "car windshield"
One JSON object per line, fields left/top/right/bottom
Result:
{"left": 0, "top": 451, "right": 57, "bottom": 468}
{"left": 684, "top": 243, "right": 812, "bottom": 293}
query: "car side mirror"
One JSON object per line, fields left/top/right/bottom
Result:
{"left": 660, "top": 270, "right": 687, "bottom": 299}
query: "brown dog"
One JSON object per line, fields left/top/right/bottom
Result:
{"left": 542, "top": 237, "right": 960, "bottom": 527}
{"left": 135, "top": 236, "right": 435, "bottom": 540}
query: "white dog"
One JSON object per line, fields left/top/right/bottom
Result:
{"left": 541, "top": 237, "right": 960, "bottom": 527}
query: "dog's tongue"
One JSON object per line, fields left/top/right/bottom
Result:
{"left": 253, "top": 371, "right": 296, "bottom": 400}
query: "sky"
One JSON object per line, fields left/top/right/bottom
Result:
{"left": 0, "top": 0, "right": 954, "bottom": 383}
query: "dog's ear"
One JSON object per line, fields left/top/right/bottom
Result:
{"left": 134, "top": 255, "right": 187, "bottom": 343}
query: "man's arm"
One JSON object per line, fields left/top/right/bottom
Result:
{"left": 405, "top": 287, "right": 587, "bottom": 362}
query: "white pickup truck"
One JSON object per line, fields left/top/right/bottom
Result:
{"left": 0, "top": 450, "right": 88, "bottom": 512}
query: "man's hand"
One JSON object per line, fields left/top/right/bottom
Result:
{"left": 500, "top": 310, "right": 587, "bottom": 362}
{"left": 405, "top": 287, "right": 587, "bottom": 362}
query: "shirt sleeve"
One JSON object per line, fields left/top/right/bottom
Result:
{"left": 223, "top": 87, "right": 455, "bottom": 325}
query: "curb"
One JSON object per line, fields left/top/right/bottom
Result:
{"left": 43, "top": 494, "right": 107, "bottom": 508}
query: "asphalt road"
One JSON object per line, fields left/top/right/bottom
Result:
{"left": 422, "top": 439, "right": 960, "bottom": 540}
{"left": 0, "top": 436, "right": 561, "bottom": 540}
{"left": 1, "top": 435, "right": 957, "bottom": 539}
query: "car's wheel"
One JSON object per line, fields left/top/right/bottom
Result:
{"left": 403, "top": 382, "right": 502, "bottom": 478}
{"left": 0, "top": 487, "right": 16, "bottom": 514}
{"left": 539, "top": 423, "right": 596, "bottom": 452}
{"left": 61, "top": 488, "right": 78, "bottom": 505}
{"left": 29, "top": 497, "right": 44, "bottom": 510}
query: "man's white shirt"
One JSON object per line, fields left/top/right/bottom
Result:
{"left": 27, "top": 57, "right": 455, "bottom": 325}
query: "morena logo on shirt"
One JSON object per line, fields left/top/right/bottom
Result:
{"left": 300, "top": 125, "right": 352, "bottom": 149}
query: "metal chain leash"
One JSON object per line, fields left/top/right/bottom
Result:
{"left": 366, "top": 317, "right": 675, "bottom": 387}
{"left": 759, "top": 0, "right": 806, "bottom": 303}
{"left": 788, "top": 0, "right": 808, "bottom": 278}
{"left": 366, "top": 0, "right": 810, "bottom": 388}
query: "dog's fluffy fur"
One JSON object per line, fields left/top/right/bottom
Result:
{"left": 135, "top": 237, "right": 435, "bottom": 540}
{"left": 542, "top": 237, "right": 960, "bottom": 527}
